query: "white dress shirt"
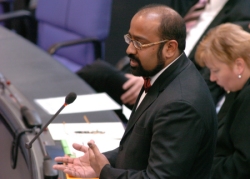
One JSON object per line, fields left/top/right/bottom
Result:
{"left": 136, "top": 54, "right": 182, "bottom": 109}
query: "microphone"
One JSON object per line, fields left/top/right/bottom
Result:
{"left": 25, "top": 92, "right": 77, "bottom": 149}
{"left": 25, "top": 92, "right": 77, "bottom": 179}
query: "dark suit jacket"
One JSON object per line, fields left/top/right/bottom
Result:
{"left": 188, "top": 0, "right": 250, "bottom": 103}
{"left": 211, "top": 79, "right": 250, "bottom": 179}
{"left": 101, "top": 53, "right": 217, "bottom": 179}
{"left": 78, "top": 0, "right": 250, "bottom": 112}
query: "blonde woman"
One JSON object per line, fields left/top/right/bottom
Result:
{"left": 195, "top": 23, "right": 250, "bottom": 178}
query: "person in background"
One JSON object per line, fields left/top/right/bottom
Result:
{"left": 195, "top": 23, "right": 250, "bottom": 179}
{"left": 76, "top": 0, "right": 199, "bottom": 109}
{"left": 53, "top": 4, "right": 217, "bottom": 179}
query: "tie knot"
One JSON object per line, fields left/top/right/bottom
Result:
{"left": 143, "top": 77, "right": 151, "bottom": 93}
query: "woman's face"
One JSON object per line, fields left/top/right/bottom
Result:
{"left": 205, "top": 58, "right": 240, "bottom": 92}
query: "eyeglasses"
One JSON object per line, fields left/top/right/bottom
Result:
{"left": 124, "top": 34, "right": 169, "bottom": 50}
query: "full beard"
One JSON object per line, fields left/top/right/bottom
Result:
{"left": 128, "top": 52, "right": 165, "bottom": 77}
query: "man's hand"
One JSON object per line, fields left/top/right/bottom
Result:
{"left": 53, "top": 143, "right": 97, "bottom": 178}
{"left": 88, "top": 140, "right": 110, "bottom": 177}
{"left": 121, "top": 74, "right": 143, "bottom": 105}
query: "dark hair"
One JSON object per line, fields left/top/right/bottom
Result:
{"left": 138, "top": 4, "right": 186, "bottom": 53}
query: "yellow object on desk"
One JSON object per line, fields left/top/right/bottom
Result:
{"left": 66, "top": 173, "right": 98, "bottom": 179}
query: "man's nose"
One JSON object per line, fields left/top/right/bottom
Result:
{"left": 126, "top": 42, "right": 137, "bottom": 55}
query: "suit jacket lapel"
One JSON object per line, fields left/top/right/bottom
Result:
{"left": 124, "top": 85, "right": 158, "bottom": 135}
{"left": 122, "top": 54, "right": 191, "bottom": 141}
{"left": 129, "top": 87, "right": 144, "bottom": 118}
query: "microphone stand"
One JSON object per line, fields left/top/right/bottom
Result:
{"left": 25, "top": 92, "right": 76, "bottom": 179}
{"left": 25, "top": 104, "right": 66, "bottom": 179}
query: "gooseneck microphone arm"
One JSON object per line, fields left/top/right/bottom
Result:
{"left": 25, "top": 92, "right": 77, "bottom": 179}
{"left": 26, "top": 104, "right": 65, "bottom": 149}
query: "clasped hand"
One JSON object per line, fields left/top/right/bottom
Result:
{"left": 53, "top": 140, "right": 110, "bottom": 178}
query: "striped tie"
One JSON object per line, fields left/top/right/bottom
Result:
{"left": 184, "top": 0, "right": 208, "bottom": 33}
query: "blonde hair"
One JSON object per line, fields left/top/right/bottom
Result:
{"left": 195, "top": 23, "right": 250, "bottom": 68}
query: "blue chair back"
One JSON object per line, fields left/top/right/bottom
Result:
{"left": 36, "top": 0, "right": 112, "bottom": 72}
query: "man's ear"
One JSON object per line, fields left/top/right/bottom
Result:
{"left": 162, "top": 40, "right": 178, "bottom": 58}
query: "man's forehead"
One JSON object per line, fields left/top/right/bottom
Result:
{"left": 134, "top": 11, "right": 161, "bottom": 21}
{"left": 131, "top": 12, "right": 161, "bottom": 30}
{"left": 129, "top": 20, "right": 160, "bottom": 40}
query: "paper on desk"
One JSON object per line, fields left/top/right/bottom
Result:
{"left": 48, "top": 122, "right": 125, "bottom": 156}
{"left": 122, "top": 104, "right": 132, "bottom": 120}
{"left": 34, "top": 92, "right": 121, "bottom": 115}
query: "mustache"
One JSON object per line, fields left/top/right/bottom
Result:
{"left": 128, "top": 54, "right": 140, "bottom": 63}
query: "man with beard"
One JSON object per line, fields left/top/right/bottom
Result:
{"left": 76, "top": 0, "right": 200, "bottom": 124}
{"left": 53, "top": 4, "right": 217, "bottom": 178}
{"left": 77, "top": 0, "right": 250, "bottom": 126}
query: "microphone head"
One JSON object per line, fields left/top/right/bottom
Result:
{"left": 65, "top": 92, "right": 77, "bottom": 104}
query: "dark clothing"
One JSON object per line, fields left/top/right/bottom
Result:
{"left": 76, "top": 1, "right": 250, "bottom": 178}
{"left": 101, "top": 53, "right": 217, "bottom": 179}
{"left": 77, "top": 60, "right": 128, "bottom": 106}
{"left": 188, "top": 0, "right": 250, "bottom": 103}
{"left": 76, "top": 60, "right": 132, "bottom": 124}
{"left": 77, "top": 0, "right": 250, "bottom": 107}
{"left": 212, "top": 79, "right": 250, "bottom": 179}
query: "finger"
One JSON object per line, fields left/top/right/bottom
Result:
{"left": 124, "top": 73, "right": 133, "bottom": 78}
{"left": 87, "top": 140, "right": 95, "bottom": 161}
{"left": 53, "top": 164, "right": 68, "bottom": 171}
{"left": 121, "top": 91, "right": 130, "bottom": 103}
{"left": 125, "top": 98, "right": 136, "bottom": 105}
{"left": 122, "top": 84, "right": 138, "bottom": 98}
{"left": 122, "top": 80, "right": 132, "bottom": 91}
{"left": 54, "top": 156, "right": 74, "bottom": 164}
{"left": 73, "top": 143, "right": 88, "bottom": 153}
{"left": 121, "top": 84, "right": 140, "bottom": 104}
{"left": 88, "top": 146, "right": 101, "bottom": 176}
{"left": 122, "top": 76, "right": 143, "bottom": 92}
{"left": 87, "top": 141, "right": 101, "bottom": 156}
{"left": 122, "top": 74, "right": 138, "bottom": 90}
{"left": 121, "top": 91, "right": 134, "bottom": 104}
{"left": 88, "top": 146, "right": 99, "bottom": 172}
{"left": 121, "top": 82, "right": 138, "bottom": 103}
{"left": 88, "top": 147, "right": 95, "bottom": 162}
